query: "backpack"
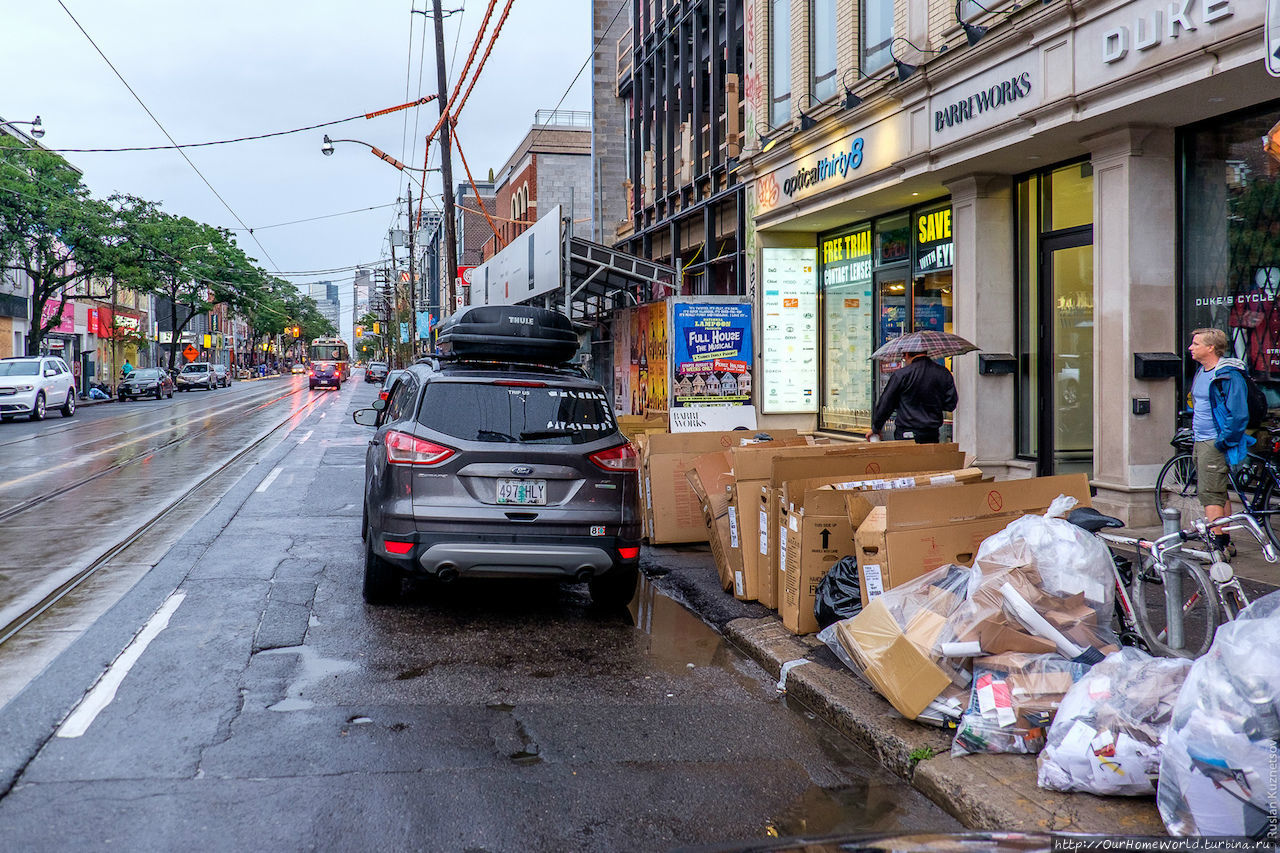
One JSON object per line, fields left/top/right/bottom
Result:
{"left": 1244, "top": 372, "right": 1268, "bottom": 429}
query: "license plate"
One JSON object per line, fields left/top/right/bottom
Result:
{"left": 496, "top": 479, "right": 546, "bottom": 505}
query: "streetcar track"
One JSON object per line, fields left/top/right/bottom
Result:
{"left": 0, "top": 389, "right": 330, "bottom": 649}
{"left": 0, "top": 380, "right": 304, "bottom": 449}
{"left": 0, "top": 386, "right": 315, "bottom": 520}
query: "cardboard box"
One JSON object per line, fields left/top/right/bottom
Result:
{"left": 643, "top": 429, "right": 800, "bottom": 544}
{"left": 728, "top": 442, "right": 840, "bottom": 603}
{"left": 761, "top": 448, "right": 969, "bottom": 612}
{"left": 835, "top": 597, "right": 952, "bottom": 719}
{"left": 777, "top": 467, "right": 983, "bottom": 635}
{"left": 685, "top": 451, "right": 743, "bottom": 594}
{"left": 854, "top": 473, "right": 1092, "bottom": 607}
{"left": 781, "top": 488, "right": 858, "bottom": 635}
{"left": 617, "top": 414, "right": 668, "bottom": 440}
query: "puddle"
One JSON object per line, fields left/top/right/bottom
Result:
{"left": 765, "top": 780, "right": 915, "bottom": 837}
{"left": 485, "top": 701, "right": 544, "bottom": 766}
{"left": 627, "top": 576, "right": 732, "bottom": 676}
{"left": 257, "top": 645, "right": 358, "bottom": 712}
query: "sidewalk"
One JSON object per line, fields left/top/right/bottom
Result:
{"left": 644, "top": 543, "right": 1239, "bottom": 835}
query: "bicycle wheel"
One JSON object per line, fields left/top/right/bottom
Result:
{"left": 1255, "top": 467, "right": 1280, "bottom": 549}
{"left": 1131, "top": 553, "right": 1219, "bottom": 658}
{"left": 1155, "top": 452, "right": 1202, "bottom": 528}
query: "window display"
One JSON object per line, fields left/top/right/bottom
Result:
{"left": 819, "top": 226, "right": 873, "bottom": 430}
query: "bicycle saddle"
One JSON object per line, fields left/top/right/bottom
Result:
{"left": 1066, "top": 506, "right": 1125, "bottom": 533}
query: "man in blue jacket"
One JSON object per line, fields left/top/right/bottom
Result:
{"left": 1188, "top": 328, "right": 1254, "bottom": 542}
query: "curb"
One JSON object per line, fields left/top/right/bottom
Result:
{"left": 719, "top": 615, "right": 1168, "bottom": 833}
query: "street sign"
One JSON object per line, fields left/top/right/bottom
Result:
{"left": 183, "top": 344, "right": 199, "bottom": 362}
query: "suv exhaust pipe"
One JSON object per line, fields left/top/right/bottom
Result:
{"left": 575, "top": 567, "right": 594, "bottom": 584}
{"left": 436, "top": 564, "right": 459, "bottom": 583}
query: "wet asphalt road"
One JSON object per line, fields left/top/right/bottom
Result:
{"left": 0, "top": 374, "right": 960, "bottom": 851}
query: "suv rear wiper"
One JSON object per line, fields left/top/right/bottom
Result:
{"left": 476, "top": 429, "right": 518, "bottom": 442}
{"left": 519, "top": 429, "right": 576, "bottom": 440}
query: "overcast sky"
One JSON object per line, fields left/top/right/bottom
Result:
{"left": 3, "top": 0, "right": 594, "bottom": 342}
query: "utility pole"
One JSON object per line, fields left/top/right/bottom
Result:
{"left": 432, "top": 0, "right": 460, "bottom": 317}
{"left": 407, "top": 185, "right": 418, "bottom": 358}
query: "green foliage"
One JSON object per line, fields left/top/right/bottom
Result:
{"left": 0, "top": 136, "right": 123, "bottom": 353}
{"left": 907, "top": 746, "right": 935, "bottom": 767}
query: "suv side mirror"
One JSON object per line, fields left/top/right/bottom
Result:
{"left": 44, "top": 369, "right": 56, "bottom": 377}
{"left": 353, "top": 408, "right": 380, "bottom": 426}
{"left": 372, "top": 398, "right": 387, "bottom": 411}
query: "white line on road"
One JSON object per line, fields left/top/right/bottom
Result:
{"left": 298, "top": 430, "right": 314, "bottom": 444}
{"left": 255, "top": 466, "right": 284, "bottom": 493}
{"left": 56, "top": 592, "right": 187, "bottom": 739}
{"left": 319, "top": 412, "right": 326, "bottom": 419}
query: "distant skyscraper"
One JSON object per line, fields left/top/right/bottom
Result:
{"left": 312, "top": 280, "right": 341, "bottom": 331}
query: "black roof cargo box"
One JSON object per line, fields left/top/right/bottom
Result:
{"left": 436, "top": 305, "right": 579, "bottom": 364}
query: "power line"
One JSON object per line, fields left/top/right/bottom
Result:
{"left": 56, "top": 0, "right": 280, "bottom": 271}
{"left": 35, "top": 113, "right": 371, "bottom": 153}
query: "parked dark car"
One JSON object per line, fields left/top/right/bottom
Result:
{"left": 353, "top": 306, "right": 641, "bottom": 608}
{"left": 365, "top": 361, "right": 389, "bottom": 384}
{"left": 378, "top": 369, "right": 406, "bottom": 402}
{"left": 118, "top": 367, "right": 175, "bottom": 401}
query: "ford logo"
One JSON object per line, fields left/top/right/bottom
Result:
{"left": 510, "top": 465, "right": 534, "bottom": 476}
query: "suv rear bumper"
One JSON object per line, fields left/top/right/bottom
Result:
{"left": 374, "top": 530, "right": 641, "bottom": 580}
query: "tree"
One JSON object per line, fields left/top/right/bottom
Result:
{"left": 118, "top": 208, "right": 256, "bottom": 369}
{"left": 0, "top": 136, "right": 127, "bottom": 354}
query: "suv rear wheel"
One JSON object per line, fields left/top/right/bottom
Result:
{"left": 363, "top": 524, "right": 402, "bottom": 605}
{"left": 588, "top": 563, "right": 639, "bottom": 608}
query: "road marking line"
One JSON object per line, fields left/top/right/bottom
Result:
{"left": 319, "top": 412, "right": 326, "bottom": 419}
{"left": 255, "top": 466, "right": 284, "bottom": 493}
{"left": 298, "top": 430, "right": 314, "bottom": 444}
{"left": 56, "top": 592, "right": 186, "bottom": 739}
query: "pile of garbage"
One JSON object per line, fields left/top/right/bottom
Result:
{"left": 818, "top": 497, "right": 1280, "bottom": 839}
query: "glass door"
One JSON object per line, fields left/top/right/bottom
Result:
{"left": 1041, "top": 235, "right": 1094, "bottom": 476}
{"left": 874, "top": 269, "right": 909, "bottom": 399}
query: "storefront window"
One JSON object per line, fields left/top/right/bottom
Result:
{"left": 818, "top": 202, "right": 953, "bottom": 434}
{"left": 1043, "top": 162, "right": 1093, "bottom": 231}
{"left": 819, "top": 226, "right": 873, "bottom": 430}
{"left": 1182, "top": 101, "right": 1280, "bottom": 398}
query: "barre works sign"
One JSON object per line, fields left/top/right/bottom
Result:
{"left": 929, "top": 60, "right": 1040, "bottom": 146}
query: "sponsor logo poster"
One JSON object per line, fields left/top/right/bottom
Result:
{"left": 670, "top": 302, "right": 753, "bottom": 408}
{"left": 761, "top": 248, "right": 818, "bottom": 413}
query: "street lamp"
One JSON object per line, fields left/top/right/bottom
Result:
{"left": 321, "top": 136, "right": 440, "bottom": 366}
{"left": 0, "top": 115, "right": 45, "bottom": 139}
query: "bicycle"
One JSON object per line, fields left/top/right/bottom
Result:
{"left": 1154, "top": 415, "right": 1280, "bottom": 547}
{"left": 1067, "top": 506, "right": 1277, "bottom": 658}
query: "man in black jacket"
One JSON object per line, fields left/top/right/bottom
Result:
{"left": 865, "top": 351, "right": 958, "bottom": 443}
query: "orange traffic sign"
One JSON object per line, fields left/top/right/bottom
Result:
{"left": 183, "top": 345, "right": 199, "bottom": 362}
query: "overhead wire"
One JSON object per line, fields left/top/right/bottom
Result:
{"left": 55, "top": 0, "right": 280, "bottom": 272}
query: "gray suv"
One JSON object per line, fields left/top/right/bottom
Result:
{"left": 353, "top": 306, "right": 641, "bottom": 607}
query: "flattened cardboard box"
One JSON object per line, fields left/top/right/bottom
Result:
{"left": 854, "top": 473, "right": 1092, "bottom": 607}
{"left": 684, "top": 451, "right": 742, "bottom": 594}
{"left": 779, "top": 467, "right": 983, "bottom": 636}
{"left": 762, "top": 445, "right": 966, "bottom": 611}
{"left": 728, "top": 441, "right": 845, "bottom": 603}
{"left": 643, "top": 429, "right": 800, "bottom": 544}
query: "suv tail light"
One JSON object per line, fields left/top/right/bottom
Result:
{"left": 385, "top": 430, "right": 454, "bottom": 466}
{"left": 588, "top": 442, "right": 639, "bottom": 472}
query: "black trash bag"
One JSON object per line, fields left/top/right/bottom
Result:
{"left": 814, "top": 555, "right": 862, "bottom": 629}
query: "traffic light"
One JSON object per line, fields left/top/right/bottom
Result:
{"left": 373, "top": 322, "right": 380, "bottom": 334}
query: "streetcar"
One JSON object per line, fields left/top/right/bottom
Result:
{"left": 307, "top": 337, "right": 350, "bottom": 390}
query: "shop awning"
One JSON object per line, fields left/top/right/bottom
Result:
{"left": 547, "top": 236, "right": 677, "bottom": 323}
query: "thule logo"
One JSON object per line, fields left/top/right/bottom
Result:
{"left": 507, "top": 317, "right": 534, "bottom": 325}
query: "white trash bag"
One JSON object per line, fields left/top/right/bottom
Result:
{"left": 973, "top": 495, "right": 1115, "bottom": 615}
{"left": 1157, "top": 590, "right": 1280, "bottom": 838}
{"left": 1037, "top": 648, "right": 1191, "bottom": 795}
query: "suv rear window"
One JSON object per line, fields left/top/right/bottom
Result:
{"left": 419, "top": 382, "right": 617, "bottom": 445}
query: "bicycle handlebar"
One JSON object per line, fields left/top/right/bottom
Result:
{"left": 1150, "top": 513, "right": 1279, "bottom": 564}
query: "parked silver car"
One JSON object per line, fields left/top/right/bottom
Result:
{"left": 0, "top": 355, "right": 76, "bottom": 421}
{"left": 210, "top": 363, "right": 230, "bottom": 387}
{"left": 176, "top": 362, "right": 217, "bottom": 391}
{"left": 353, "top": 306, "right": 641, "bottom": 607}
